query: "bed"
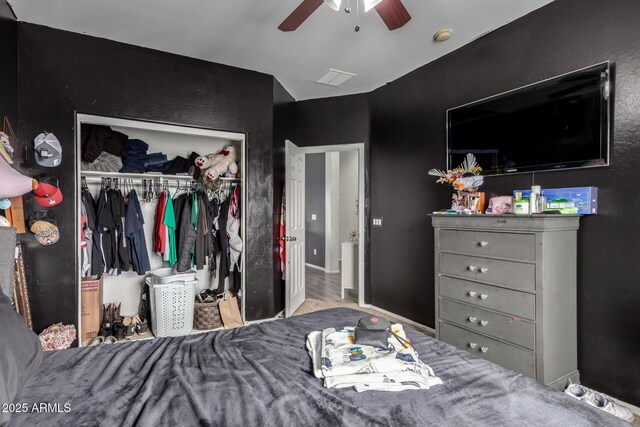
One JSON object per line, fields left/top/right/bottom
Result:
{"left": 9, "top": 308, "right": 626, "bottom": 426}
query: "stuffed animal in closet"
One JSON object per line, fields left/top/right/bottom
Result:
{"left": 194, "top": 145, "right": 239, "bottom": 183}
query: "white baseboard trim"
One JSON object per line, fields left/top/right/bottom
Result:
{"left": 610, "top": 396, "right": 640, "bottom": 416}
{"left": 360, "top": 304, "right": 436, "bottom": 335}
{"left": 244, "top": 310, "right": 284, "bottom": 325}
{"left": 305, "top": 262, "right": 326, "bottom": 272}
{"left": 305, "top": 263, "right": 340, "bottom": 274}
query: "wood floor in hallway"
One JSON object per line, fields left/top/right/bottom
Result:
{"left": 305, "top": 265, "right": 357, "bottom": 304}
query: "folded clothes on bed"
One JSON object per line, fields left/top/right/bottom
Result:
{"left": 306, "top": 325, "right": 443, "bottom": 392}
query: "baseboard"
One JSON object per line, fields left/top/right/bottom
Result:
{"left": 610, "top": 396, "right": 640, "bottom": 416}
{"left": 244, "top": 310, "right": 284, "bottom": 325}
{"left": 305, "top": 263, "right": 326, "bottom": 272}
{"left": 361, "top": 304, "right": 436, "bottom": 335}
{"left": 548, "top": 370, "right": 580, "bottom": 390}
{"left": 305, "top": 263, "right": 340, "bottom": 274}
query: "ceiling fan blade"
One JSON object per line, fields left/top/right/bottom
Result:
{"left": 375, "top": 0, "right": 411, "bottom": 31}
{"left": 278, "top": 0, "right": 325, "bottom": 32}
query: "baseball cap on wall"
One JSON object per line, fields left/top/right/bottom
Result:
{"left": 33, "top": 175, "right": 63, "bottom": 207}
{"left": 34, "top": 132, "right": 62, "bottom": 167}
{"left": 28, "top": 209, "right": 60, "bottom": 246}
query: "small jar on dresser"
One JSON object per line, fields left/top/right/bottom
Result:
{"left": 431, "top": 214, "right": 581, "bottom": 390}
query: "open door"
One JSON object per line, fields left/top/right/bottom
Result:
{"left": 285, "top": 140, "right": 306, "bottom": 317}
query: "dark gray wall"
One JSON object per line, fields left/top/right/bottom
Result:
{"left": 369, "top": 0, "right": 640, "bottom": 406}
{"left": 294, "top": 94, "right": 371, "bottom": 298}
{"left": 305, "top": 153, "right": 326, "bottom": 267}
{"left": 14, "top": 23, "right": 280, "bottom": 332}
{"left": 0, "top": 1, "right": 17, "bottom": 149}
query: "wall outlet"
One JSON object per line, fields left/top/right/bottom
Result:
{"left": 314, "top": 249, "right": 317, "bottom": 255}
{"left": 373, "top": 217, "right": 383, "bottom": 227}
{"left": 311, "top": 214, "right": 317, "bottom": 220}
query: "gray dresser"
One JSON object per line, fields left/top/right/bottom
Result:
{"left": 432, "top": 215, "right": 580, "bottom": 389}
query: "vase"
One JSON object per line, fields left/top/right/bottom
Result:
{"left": 451, "top": 191, "right": 480, "bottom": 213}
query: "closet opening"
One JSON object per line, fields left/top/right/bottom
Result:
{"left": 75, "top": 114, "right": 246, "bottom": 346}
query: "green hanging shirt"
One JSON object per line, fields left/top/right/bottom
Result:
{"left": 163, "top": 190, "right": 177, "bottom": 266}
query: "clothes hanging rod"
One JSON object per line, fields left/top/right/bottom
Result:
{"left": 80, "top": 170, "right": 240, "bottom": 182}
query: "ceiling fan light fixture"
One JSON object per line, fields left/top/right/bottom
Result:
{"left": 363, "top": 0, "right": 383, "bottom": 12}
{"left": 324, "top": 0, "right": 343, "bottom": 11}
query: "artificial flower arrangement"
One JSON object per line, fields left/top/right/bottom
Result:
{"left": 429, "top": 153, "right": 484, "bottom": 212}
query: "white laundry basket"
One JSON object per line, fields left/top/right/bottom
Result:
{"left": 147, "top": 269, "right": 197, "bottom": 337}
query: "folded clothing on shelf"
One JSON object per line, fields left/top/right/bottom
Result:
{"left": 120, "top": 139, "right": 149, "bottom": 173}
{"left": 144, "top": 152, "right": 168, "bottom": 168}
{"left": 81, "top": 125, "right": 127, "bottom": 163}
{"left": 81, "top": 151, "right": 123, "bottom": 173}
{"left": 146, "top": 151, "right": 200, "bottom": 176}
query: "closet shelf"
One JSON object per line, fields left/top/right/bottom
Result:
{"left": 80, "top": 170, "right": 240, "bottom": 182}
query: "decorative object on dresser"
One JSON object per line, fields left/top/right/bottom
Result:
{"left": 431, "top": 214, "right": 581, "bottom": 389}
{"left": 428, "top": 153, "right": 484, "bottom": 213}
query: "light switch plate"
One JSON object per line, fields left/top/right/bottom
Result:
{"left": 314, "top": 249, "right": 317, "bottom": 255}
{"left": 373, "top": 217, "right": 383, "bottom": 227}
{"left": 311, "top": 214, "right": 317, "bottom": 220}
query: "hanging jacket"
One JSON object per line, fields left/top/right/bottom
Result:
{"left": 93, "top": 189, "right": 113, "bottom": 276}
{"left": 126, "top": 189, "right": 151, "bottom": 275}
{"left": 176, "top": 196, "right": 197, "bottom": 273}
{"left": 112, "top": 189, "right": 131, "bottom": 273}
{"left": 215, "top": 199, "right": 230, "bottom": 294}
{"left": 154, "top": 191, "right": 167, "bottom": 255}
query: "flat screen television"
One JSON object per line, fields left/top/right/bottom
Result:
{"left": 447, "top": 62, "right": 611, "bottom": 175}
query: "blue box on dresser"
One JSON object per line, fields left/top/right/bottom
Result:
{"left": 514, "top": 187, "right": 598, "bottom": 214}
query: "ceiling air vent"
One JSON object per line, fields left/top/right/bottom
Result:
{"left": 315, "top": 69, "right": 356, "bottom": 87}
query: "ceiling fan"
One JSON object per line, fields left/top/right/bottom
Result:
{"left": 278, "top": 0, "right": 411, "bottom": 32}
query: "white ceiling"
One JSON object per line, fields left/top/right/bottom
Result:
{"left": 9, "top": 0, "right": 553, "bottom": 100}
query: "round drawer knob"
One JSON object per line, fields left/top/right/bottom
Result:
{"left": 481, "top": 347, "right": 489, "bottom": 353}
{"left": 480, "top": 320, "right": 489, "bottom": 326}
{"left": 479, "top": 241, "right": 489, "bottom": 247}
{"left": 468, "top": 265, "right": 477, "bottom": 271}
{"left": 480, "top": 267, "right": 489, "bottom": 273}
{"left": 469, "top": 342, "right": 477, "bottom": 349}
{"left": 468, "top": 291, "right": 477, "bottom": 297}
{"left": 480, "top": 294, "right": 488, "bottom": 300}
{"left": 468, "top": 316, "right": 477, "bottom": 322}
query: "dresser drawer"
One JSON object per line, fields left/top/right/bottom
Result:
{"left": 439, "top": 229, "right": 535, "bottom": 261}
{"left": 439, "top": 253, "right": 535, "bottom": 291}
{"left": 439, "top": 298, "right": 535, "bottom": 349}
{"left": 439, "top": 276, "right": 535, "bottom": 320}
{"left": 439, "top": 322, "right": 535, "bottom": 378}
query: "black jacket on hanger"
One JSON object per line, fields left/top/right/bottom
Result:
{"left": 176, "top": 196, "right": 197, "bottom": 273}
{"left": 215, "top": 199, "right": 230, "bottom": 294}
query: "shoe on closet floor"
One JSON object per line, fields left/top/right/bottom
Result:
{"left": 112, "top": 303, "right": 122, "bottom": 323}
{"left": 89, "top": 336, "right": 105, "bottom": 346}
{"left": 585, "top": 392, "right": 635, "bottom": 423}
{"left": 100, "top": 303, "right": 113, "bottom": 338}
{"left": 112, "top": 322, "right": 126, "bottom": 340}
{"left": 103, "top": 336, "right": 117, "bottom": 344}
{"left": 124, "top": 324, "right": 136, "bottom": 339}
{"left": 564, "top": 382, "right": 592, "bottom": 400}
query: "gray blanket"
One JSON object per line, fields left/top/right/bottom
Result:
{"left": 12, "top": 308, "right": 624, "bottom": 426}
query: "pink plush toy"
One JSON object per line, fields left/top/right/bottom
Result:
{"left": 195, "top": 145, "right": 239, "bottom": 181}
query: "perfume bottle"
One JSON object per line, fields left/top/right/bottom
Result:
{"left": 537, "top": 191, "right": 546, "bottom": 213}
{"left": 529, "top": 186, "right": 541, "bottom": 214}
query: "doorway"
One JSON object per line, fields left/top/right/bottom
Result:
{"left": 284, "top": 142, "right": 365, "bottom": 316}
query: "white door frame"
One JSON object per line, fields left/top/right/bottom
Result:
{"left": 299, "top": 143, "right": 366, "bottom": 307}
